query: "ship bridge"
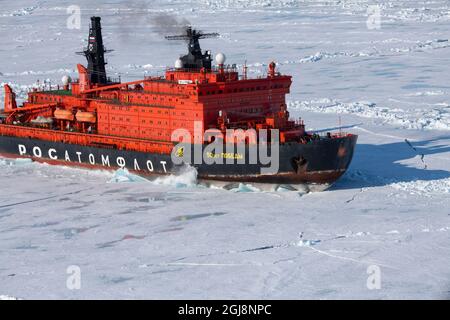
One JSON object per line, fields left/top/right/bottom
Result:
{"left": 165, "top": 66, "right": 239, "bottom": 84}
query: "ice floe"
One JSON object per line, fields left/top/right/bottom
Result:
{"left": 390, "top": 178, "right": 450, "bottom": 196}
{"left": 289, "top": 99, "right": 450, "bottom": 131}
{"left": 108, "top": 168, "right": 149, "bottom": 183}
{"left": 152, "top": 165, "right": 199, "bottom": 188}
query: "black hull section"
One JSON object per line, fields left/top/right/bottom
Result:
{"left": 0, "top": 135, "right": 357, "bottom": 186}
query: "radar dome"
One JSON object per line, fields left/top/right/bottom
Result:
{"left": 215, "top": 53, "right": 226, "bottom": 65}
{"left": 175, "top": 59, "right": 184, "bottom": 69}
{"left": 62, "top": 75, "right": 72, "bottom": 85}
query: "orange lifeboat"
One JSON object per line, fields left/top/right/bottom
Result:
{"left": 54, "top": 109, "right": 74, "bottom": 121}
{"left": 76, "top": 111, "right": 96, "bottom": 123}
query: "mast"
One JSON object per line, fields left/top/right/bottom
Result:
{"left": 78, "top": 17, "right": 112, "bottom": 84}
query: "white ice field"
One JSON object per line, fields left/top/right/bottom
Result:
{"left": 0, "top": 0, "right": 449, "bottom": 299}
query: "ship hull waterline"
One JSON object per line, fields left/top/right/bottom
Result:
{"left": 0, "top": 134, "right": 358, "bottom": 191}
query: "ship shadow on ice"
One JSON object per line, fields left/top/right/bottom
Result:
{"left": 331, "top": 136, "right": 450, "bottom": 190}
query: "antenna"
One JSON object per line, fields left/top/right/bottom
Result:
{"left": 165, "top": 27, "right": 219, "bottom": 70}
{"left": 165, "top": 27, "right": 219, "bottom": 41}
{"left": 243, "top": 60, "right": 248, "bottom": 80}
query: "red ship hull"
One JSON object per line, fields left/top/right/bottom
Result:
{"left": 0, "top": 127, "right": 357, "bottom": 188}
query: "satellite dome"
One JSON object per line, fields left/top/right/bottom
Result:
{"left": 215, "top": 53, "right": 226, "bottom": 65}
{"left": 62, "top": 75, "right": 72, "bottom": 85}
{"left": 175, "top": 59, "right": 184, "bottom": 69}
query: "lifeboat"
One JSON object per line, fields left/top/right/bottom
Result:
{"left": 54, "top": 109, "right": 74, "bottom": 121}
{"left": 75, "top": 111, "right": 96, "bottom": 123}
